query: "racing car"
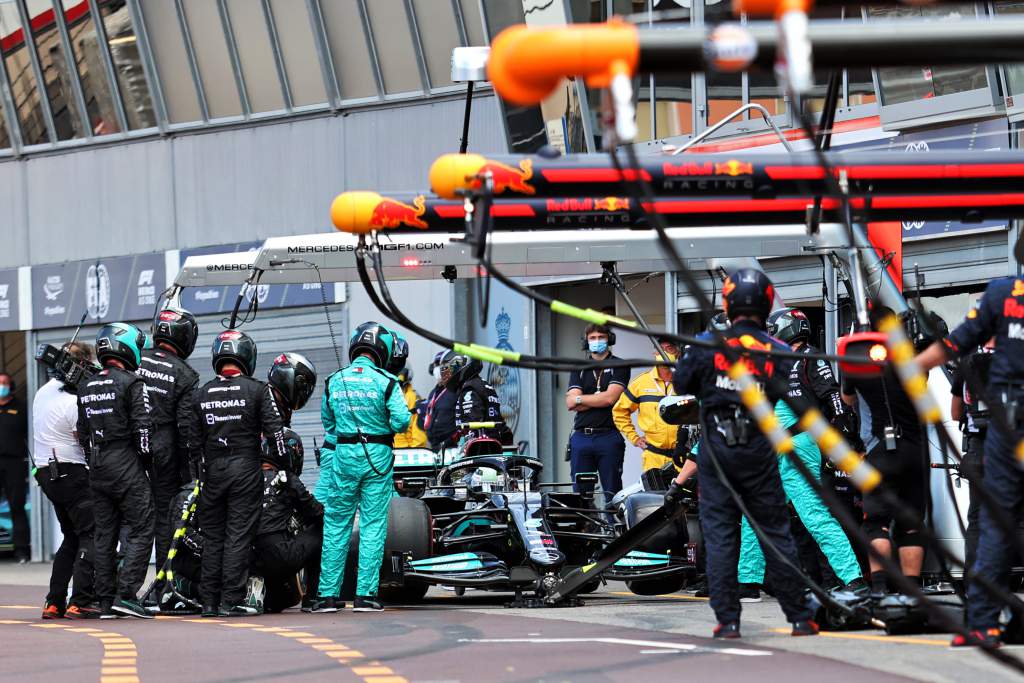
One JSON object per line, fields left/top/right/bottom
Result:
{"left": 376, "top": 435, "right": 697, "bottom": 605}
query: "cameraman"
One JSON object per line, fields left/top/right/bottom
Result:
{"left": 33, "top": 341, "right": 98, "bottom": 619}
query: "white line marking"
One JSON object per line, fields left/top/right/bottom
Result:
{"left": 456, "top": 637, "right": 771, "bottom": 657}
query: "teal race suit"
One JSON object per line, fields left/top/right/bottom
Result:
{"left": 738, "top": 400, "right": 861, "bottom": 586}
{"left": 318, "top": 356, "right": 411, "bottom": 598}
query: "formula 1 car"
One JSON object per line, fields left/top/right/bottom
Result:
{"left": 376, "top": 436, "right": 697, "bottom": 605}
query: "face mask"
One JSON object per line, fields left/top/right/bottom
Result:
{"left": 0, "top": 386, "right": 10, "bottom": 398}
{"left": 588, "top": 339, "right": 608, "bottom": 354}
{"left": 433, "top": 366, "right": 442, "bottom": 381}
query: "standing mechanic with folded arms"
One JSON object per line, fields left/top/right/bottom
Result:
{"left": 566, "top": 324, "right": 628, "bottom": 494}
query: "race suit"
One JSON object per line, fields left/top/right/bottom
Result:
{"left": 195, "top": 374, "right": 285, "bottom": 608}
{"left": 255, "top": 467, "right": 324, "bottom": 601}
{"left": 137, "top": 348, "right": 199, "bottom": 570}
{"left": 455, "top": 376, "right": 512, "bottom": 444}
{"left": 318, "top": 357, "right": 410, "bottom": 598}
{"left": 393, "top": 384, "right": 428, "bottom": 448}
{"left": 77, "top": 367, "right": 155, "bottom": 604}
{"left": 738, "top": 345, "right": 862, "bottom": 587}
{"left": 673, "top": 320, "right": 814, "bottom": 625}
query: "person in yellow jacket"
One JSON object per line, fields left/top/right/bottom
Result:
{"left": 393, "top": 367, "right": 428, "bottom": 448}
{"left": 612, "top": 339, "right": 681, "bottom": 472}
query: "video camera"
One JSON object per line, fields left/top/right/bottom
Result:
{"left": 35, "top": 343, "right": 99, "bottom": 391}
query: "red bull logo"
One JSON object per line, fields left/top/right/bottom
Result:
{"left": 663, "top": 161, "right": 714, "bottom": 177}
{"left": 714, "top": 160, "right": 754, "bottom": 176}
{"left": 367, "top": 195, "right": 428, "bottom": 230}
{"left": 1013, "top": 279, "right": 1024, "bottom": 297}
{"left": 594, "top": 197, "right": 631, "bottom": 211}
{"left": 219, "top": 330, "right": 242, "bottom": 341}
{"left": 475, "top": 159, "right": 535, "bottom": 195}
{"left": 159, "top": 310, "right": 180, "bottom": 321}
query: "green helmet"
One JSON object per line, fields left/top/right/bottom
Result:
{"left": 96, "top": 322, "right": 146, "bottom": 371}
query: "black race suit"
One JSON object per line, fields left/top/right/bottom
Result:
{"left": 137, "top": 348, "right": 199, "bottom": 570}
{"left": 255, "top": 468, "right": 324, "bottom": 602}
{"left": 454, "top": 376, "right": 512, "bottom": 444}
{"left": 77, "top": 367, "right": 155, "bottom": 604}
{"left": 194, "top": 374, "right": 285, "bottom": 608}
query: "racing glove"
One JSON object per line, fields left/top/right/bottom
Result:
{"left": 664, "top": 481, "right": 686, "bottom": 508}
{"left": 831, "top": 410, "right": 865, "bottom": 453}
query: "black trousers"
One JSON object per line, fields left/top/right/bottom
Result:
{"left": 35, "top": 464, "right": 95, "bottom": 608}
{"left": 961, "top": 432, "right": 986, "bottom": 575}
{"left": 199, "top": 456, "right": 261, "bottom": 607}
{"left": 91, "top": 466, "right": 155, "bottom": 603}
{"left": 0, "top": 457, "right": 29, "bottom": 556}
{"left": 697, "top": 429, "right": 814, "bottom": 624}
{"left": 149, "top": 426, "right": 185, "bottom": 571}
{"left": 255, "top": 523, "right": 323, "bottom": 598}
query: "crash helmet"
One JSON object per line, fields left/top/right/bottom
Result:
{"left": 348, "top": 321, "right": 395, "bottom": 368}
{"left": 262, "top": 427, "right": 305, "bottom": 476}
{"left": 707, "top": 311, "right": 730, "bottom": 333}
{"left": 95, "top": 322, "right": 146, "bottom": 371}
{"left": 398, "top": 367, "right": 413, "bottom": 386}
{"left": 722, "top": 268, "right": 774, "bottom": 324}
{"left": 387, "top": 336, "right": 409, "bottom": 375}
{"left": 268, "top": 352, "right": 317, "bottom": 411}
{"left": 212, "top": 329, "right": 257, "bottom": 376}
{"left": 152, "top": 306, "right": 199, "bottom": 358}
{"left": 767, "top": 307, "right": 810, "bottom": 345}
{"left": 440, "top": 350, "right": 482, "bottom": 389}
{"left": 428, "top": 350, "right": 446, "bottom": 376}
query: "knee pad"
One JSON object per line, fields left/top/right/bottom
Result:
{"left": 862, "top": 518, "right": 890, "bottom": 542}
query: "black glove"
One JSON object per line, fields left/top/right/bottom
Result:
{"left": 833, "top": 411, "right": 865, "bottom": 453}
{"left": 664, "top": 481, "right": 685, "bottom": 507}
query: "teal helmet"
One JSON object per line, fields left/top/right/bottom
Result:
{"left": 348, "top": 321, "right": 396, "bottom": 368}
{"left": 96, "top": 322, "right": 146, "bottom": 371}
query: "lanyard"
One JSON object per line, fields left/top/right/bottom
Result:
{"left": 423, "top": 387, "right": 447, "bottom": 429}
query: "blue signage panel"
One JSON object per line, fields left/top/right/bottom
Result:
{"left": 31, "top": 253, "right": 166, "bottom": 329}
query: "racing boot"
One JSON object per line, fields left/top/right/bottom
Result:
{"left": 309, "top": 596, "right": 342, "bottom": 613}
{"left": 65, "top": 604, "right": 102, "bottom": 620}
{"left": 201, "top": 604, "right": 220, "bottom": 618}
{"left": 842, "top": 577, "right": 869, "bottom": 596}
{"left": 713, "top": 621, "right": 741, "bottom": 639}
{"left": 99, "top": 601, "right": 120, "bottom": 620}
{"left": 739, "top": 583, "right": 761, "bottom": 603}
{"left": 353, "top": 596, "right": 384, "bottom": 612}
{"left": 41, "top": 602, "right": 64, "bottom": 620}
{"left": 223, "top": 605, "right": 260, "bottom": 617}
{"left": 111, "top": 598, "right": 155, "bottom": 619}
{"left": 791, "top": 619, "right": 820, "bottom": 636}
{"left": 950, "top": 628, "right": 1002, "bottom": 649}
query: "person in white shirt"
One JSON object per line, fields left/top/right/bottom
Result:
{"left": 33, "top": 341, "right": 99, "bottom": 620}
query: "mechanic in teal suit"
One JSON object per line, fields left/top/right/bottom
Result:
{"left": 312, "top": 322, "right": 411, "bottom": 613}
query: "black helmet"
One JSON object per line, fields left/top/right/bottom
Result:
{"left": 348, "top": 321, "right": 396, "bottom": 368}
{"left": 398, "top": 367, "right": 413, "bottom": 385}
{"left": 387, "top": 336, "right": 409, "bottom": 375}
{"left": 152, "top": 306, "right": 199, "bottom": 358}
{"left": 268, "top": 352, "right": 317, "bottom": 411}
{"left": 722, "top": 268, "right": 774, "bottom": 323}
{"left": 767, "top": 307, "right": 810, "bottom": 345}
{"left": 96, "top": 322, "right": 146, "bottom": 371}
{"left": 212, "top": 329, "right": 257, "bottom": 376}
{"left": 440, "top": 350, "right": 482, "bottom": 388}
{"left": 262, "top": 427, "right": 305, "bottom": 476}
{"left": 707, "top": 311, "right": 730, "bottom": 333}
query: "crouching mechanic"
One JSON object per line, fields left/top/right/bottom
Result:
{"left": 77, "top": 323, "right": 155, "bottom": 619}
{"left": 255, "top": 428, "right": 324, "bottom": 612}
{"left": 613, "top": 338, "right": 681, "bottom": 473}
{"left": 666, "top": 268, "right": 818, "bottom": 638}
{"left": 195, "top": 330, "right": 286, "bottom": 617}
{"left": 314, "top": 322, "right": 410, "bottom": 612}
{"left": 737, "top": 308, "right": 865, "bottom": 595}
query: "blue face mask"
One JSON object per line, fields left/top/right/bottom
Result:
{"left": 588, "top": 339, "right": 608, "bottom": 355}
{"left": 0, "top": 386, "right": 10, "bottom": 398}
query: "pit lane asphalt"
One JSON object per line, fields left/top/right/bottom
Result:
{"left": 0, "top": 565, "right": 1018, "bottom": 683}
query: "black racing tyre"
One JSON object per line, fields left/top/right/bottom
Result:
{"left": 379, "top": 497, "right": 432, "bottom": 604}
{"left": 621, "top": 494, "right": 687, "bottom": 597}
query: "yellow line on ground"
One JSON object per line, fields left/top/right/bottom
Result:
{"left": 298, "top": 637, "right": 334, "bottom": 644}
{"left": 32, "top": 622, "right": 72, "bottom": 628}
{"left": 222, "top": 623, "right": 259, "bottom": 628}
{"left": 68, "top": 627, "right": 102, "bottom": 633}
{"left": 325, "top": 650, "right": 365, "bottom": 659}
{"left": 610, "top": 591, "right": 710, "bottom": 602}
{"left": 100, "top": 676, "right": 139, "bottom": 683}
{"left": 102, "top": 659, "right": 137, "bottom": 667}
{"left": 253, "top": 626, "right": 288, "bottom": 632}
{"left": 277, "top": 631, "right": 316, "bottom": 637}
{"left": 353, "top": 666, "right": 394, "bottom": 675}
{"left": 314, "top": 643, "right": 354, "bottom": 651}
{"left": 0, "top": 619, "right": 29, "bottom": 624}
{"left": 101, "top": 667, "right": 139, "bottom": 675}
{"left": 767, "top": 628, "right": 948, "bottom": 646}
{"left": 362, "top": 677, "right": 407, "bottom": 683}
{"left": 154, "top": 615, "right": 182, "bottom": 620}
{"left": 0, "top": 605, "right": 38, "bottom": 609}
